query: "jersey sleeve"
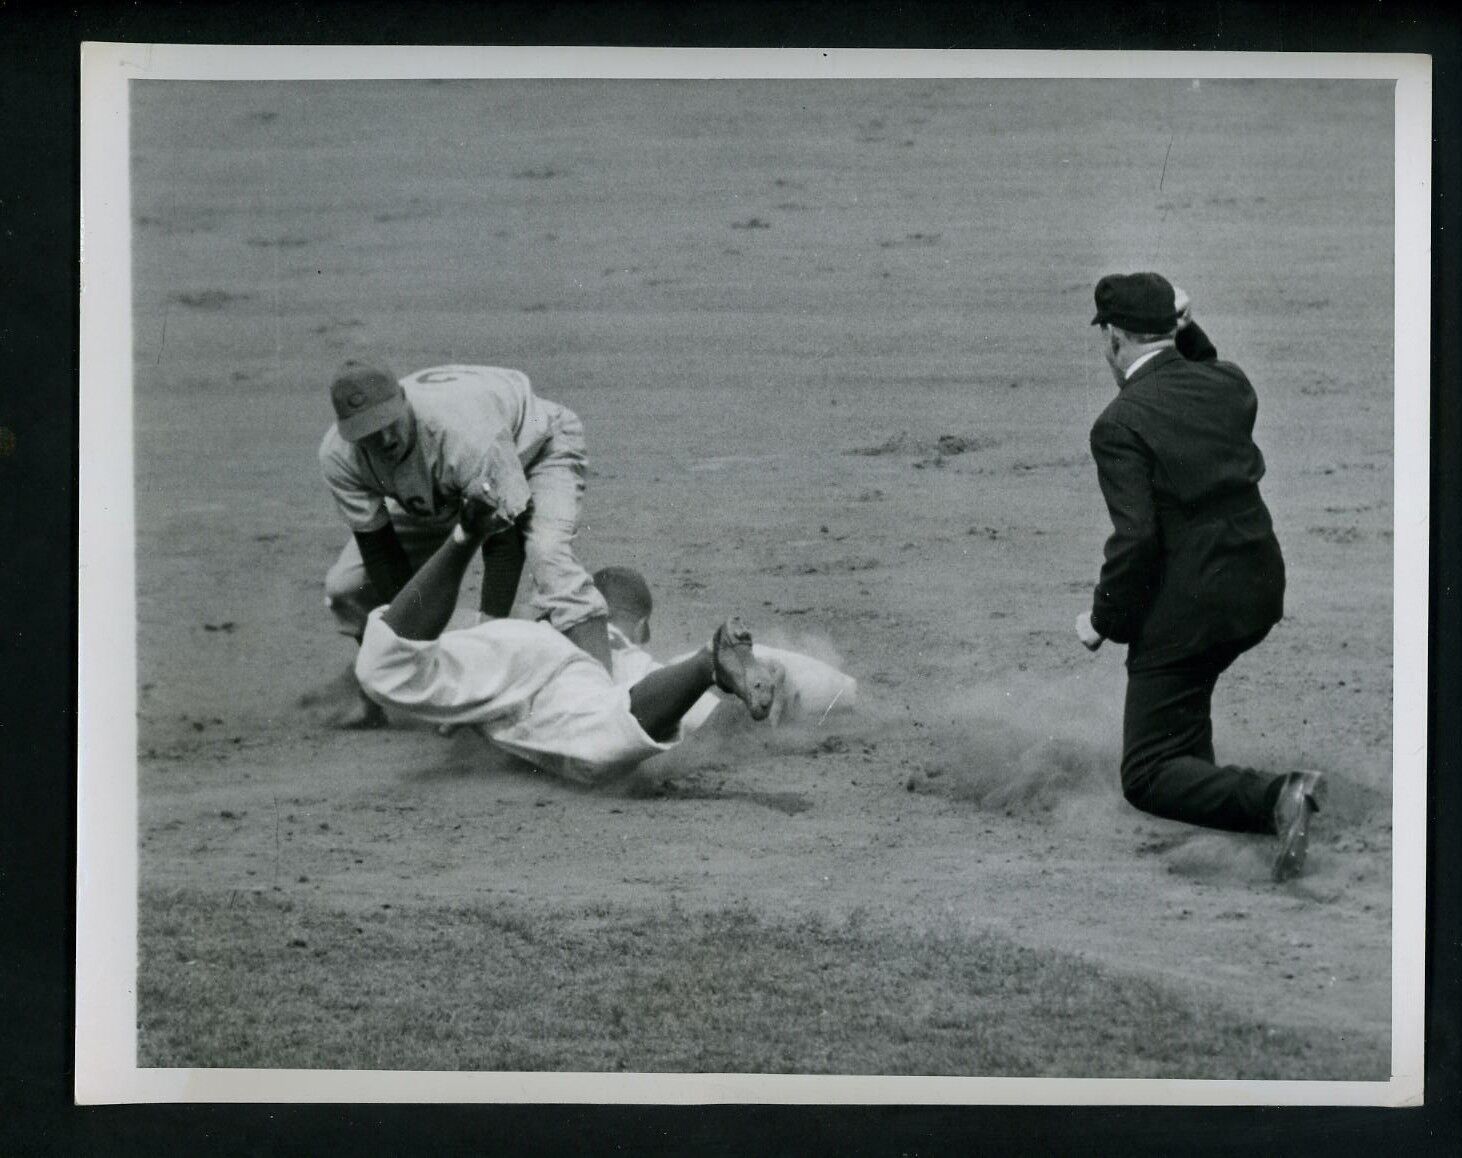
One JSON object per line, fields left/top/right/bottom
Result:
{"left": 503, "top": 366, "right": 534, "bottom": 404}
{"left": 438, "top": 422, "right": 534, "bottom": 521}
{"left": 319, "top": 436, "right": 389, "bottom": 532}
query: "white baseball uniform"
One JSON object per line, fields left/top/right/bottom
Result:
{"left": 356, "top": 610, "right": 856, "bottom": 784}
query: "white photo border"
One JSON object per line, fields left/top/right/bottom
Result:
{"left": 76, "top": 44, "right": 1432, "bottom": 1107}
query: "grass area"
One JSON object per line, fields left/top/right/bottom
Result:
{"left": 138, "top": 887, "right": 1385, "bottom": 1078}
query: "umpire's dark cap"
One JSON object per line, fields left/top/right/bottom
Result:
{"left": 1090, "top": 272, "right": 1179, "bottom": 332}
{"left": 330, "top": 360, "right": 408, "bottom": 441}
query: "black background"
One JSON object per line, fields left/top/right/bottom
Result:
{"left": 2, "top": 2, "right": 1457, "bottom": 1154}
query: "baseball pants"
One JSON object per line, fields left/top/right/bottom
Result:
{"left": 1119, "top": 629, "right": 1287, "bottom": 834}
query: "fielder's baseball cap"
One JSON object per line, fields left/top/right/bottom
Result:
{"left": 1090, "top": 272, "right": 1179, "bottom": 332}
{"left": 330, "top": 360, "right": 407, "bottom": 441}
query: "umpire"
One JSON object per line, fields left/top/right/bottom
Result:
{"left": 1076, "top": 272, "right": 1326, "bottom": 882}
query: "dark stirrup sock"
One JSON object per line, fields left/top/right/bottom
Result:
{"left": 478, "top": 525, "right": 525, "bottom": 619}
{"left": 627, "top": 647, "right": 716, "bottom": 742}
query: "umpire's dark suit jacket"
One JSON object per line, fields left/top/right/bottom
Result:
{"left": 1088, "top": 323, "right": 1285, "bottom": 668}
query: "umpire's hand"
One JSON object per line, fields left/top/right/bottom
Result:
{"left": 1076, "top": 611, "right": 1104, "bottom": 652}
{"left": 1172, "top": 285, "right": 1193, "bottom": 329}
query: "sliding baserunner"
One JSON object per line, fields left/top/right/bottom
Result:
{"left": 356, "top": 480, "right": 784, "bottom": 784}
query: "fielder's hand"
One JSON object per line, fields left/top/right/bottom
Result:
{"left": 455, "top": 477, "right": 519, "bottom": 542}
{"left": 1076, "top": 611, "right": 1104, "bottom": 652}
{"left": 1172, "top": 285, "right": 1193, "bottom": 329}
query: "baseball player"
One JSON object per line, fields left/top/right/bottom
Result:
{"left": 1077, "top": 273, "right": 1326, "bottom": 881}
{"left": 319, "top": 359, "right": 612, "bottom": 729}
{"left": 355, "top": 482, "right": 832, "bottom": 784}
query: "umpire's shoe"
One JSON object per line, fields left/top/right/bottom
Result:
{"left": 1272, "top": 770, "right": 1327, "bottom": 883}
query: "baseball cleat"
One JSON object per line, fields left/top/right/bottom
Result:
{"left": 710, "top": 618, "right": 776, "bottom": 721}
{"left": 1272, "top": 770, "right": 1327, "bottom": 882}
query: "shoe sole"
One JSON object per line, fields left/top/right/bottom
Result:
{"left": 1272, "top": 771, "right": 1325, "bottom": 883}
{"left": 1272, "top": 800, "right": 1311, "bottom": 882}
{"left": 713, "top": 619, "right": 776, "bottom": 721}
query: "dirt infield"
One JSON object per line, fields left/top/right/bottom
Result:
{"left": 132, "top": 78, "right": 1395, "bottom": 1076}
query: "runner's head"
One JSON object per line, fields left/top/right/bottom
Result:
{"left": 593, "top": 566, "right": 653, "bottom": 644}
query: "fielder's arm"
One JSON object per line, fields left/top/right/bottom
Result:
{"left": 320, "top": 439, "right": 414, "bottom": 608}
{"left": 439, "top": 427, "right": 533, "bottom": 618}
{"left": 441, "top": 425, "right": 534, "bottom": 523}
{"left": 355, "top": 525, "right": 414, "bottom": 607}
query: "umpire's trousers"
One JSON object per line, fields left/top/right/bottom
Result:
{"left": 1120, "top": 629, "right": 1286, "bottom": 834}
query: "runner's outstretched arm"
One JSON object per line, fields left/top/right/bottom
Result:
{"left": 381, "top": 482, "right": 509, "bottom": 641}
